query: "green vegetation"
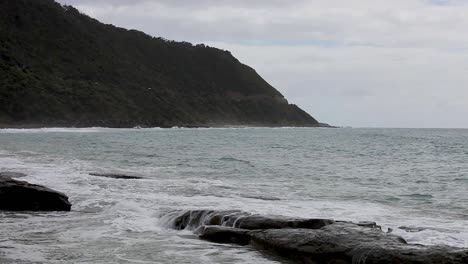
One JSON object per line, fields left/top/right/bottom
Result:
{"left": 0, "top": 0, "right": 319, "bottom": 127}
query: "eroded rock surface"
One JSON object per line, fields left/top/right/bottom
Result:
{"left": 0, "top": 176, "right": 71, "bottom": 211}
{"left": 163, "top": 210, "right": 334, "bottom": 231}
{"left": 163, "top": 209, "right": 468, "bottom": 264}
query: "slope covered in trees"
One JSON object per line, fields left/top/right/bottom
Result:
{"left": 0, "top": 0, "right": 321, "bottom": 127}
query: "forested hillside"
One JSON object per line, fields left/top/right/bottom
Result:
{"left": 0, "top": 0, "right": 320, "bottom": 127}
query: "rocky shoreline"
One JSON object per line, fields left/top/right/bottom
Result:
{"left": 162, "top": 210, "right": 468, "bottom": 263}
{"left": 1, "top": 172, "right": 467, "bottom": 263}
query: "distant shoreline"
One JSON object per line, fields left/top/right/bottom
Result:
{"left": 0, "top": 121, "right": 338, "bottom": 129}
{"left": 0, "top": 124, "right": 338, "bottom": 129}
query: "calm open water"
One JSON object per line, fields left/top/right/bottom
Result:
{"left": 0, "top": 127, "right": 467, "bottom": 263}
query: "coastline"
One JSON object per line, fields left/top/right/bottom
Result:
{"left": 0, "top": 123, "right": 337, "bottom": 129}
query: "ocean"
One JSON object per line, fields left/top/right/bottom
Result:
{"left": 0, "top": 127, "right": 467, "bottom": 263}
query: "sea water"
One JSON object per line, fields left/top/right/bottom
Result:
{"left": 0, "top": 127, "right": 467, "bottom": 263}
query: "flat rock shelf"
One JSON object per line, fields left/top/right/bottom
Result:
{"left": 161, "top": 210, "right": 468, "bottom": 264}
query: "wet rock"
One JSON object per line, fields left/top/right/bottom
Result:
{"left": 195, "top": 225, "right": 251, "bottom": 245}
{"left": 232, "top": 215, "right": 334, "bottom": 230}
{"left": 165, "top": 210, "right": 334, "bottom": 231}
{"left": 195, "top": 222, "right": 468, "bottom": 264}
{"left": 356, "top": 220, "right": 381, "bottom": 230}
{"left": 164, "top": 210, "right": 468, "bottom": 264}
{"left": 89, "top": 173, "right": 144, "bottom": 179}
{"left": 0, "top": 172, "right": 27, "bottom": 178}
{"left": 166, "top": 210, "right": 245, "bottom": 230}
{"left": 0, "top": 176, "right": 71, "bottom": 211}
{"left": 248, "top": 223, "right": 467, "bottom": 264}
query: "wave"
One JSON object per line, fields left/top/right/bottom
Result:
{"left": 399, "top": 194, "right": 434, "bottom": 199}
{"left": 240, "top": 195, "right": 281, "bottom": 201}
{"left": 219, "top": 157, "right": 254, "bottom": 167}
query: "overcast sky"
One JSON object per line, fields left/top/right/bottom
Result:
{"left": 57, "top": 0, "right": 468, "bottom": 128}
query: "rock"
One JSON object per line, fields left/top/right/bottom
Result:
{"left": 0, "top": 176, "right": 71, "bottom": 211}
{"left": 165, "top": 210, "right": 334, "bottom": 231}
{"left": 356, "top": 220, "right": 381, "bottom": 230}
{"left": 164, "top": 210, "right": 468, "bottom": 264}
{"left": 247, "top": 223, "right": 468, "bottom": 264}
{"left": 232, "top": 215, "right": 334, "bottom": 230}
{"left": 195, "top": 225, "right": 251, "bottom": 245}
{"left": 0, "top": 172, "right": 27, "bottom": 178}
{"left": 89, "top": 173, "right": 144, "bottom": 179}
{"left": 166, "top": 210, "right": 245, "bottom": 230}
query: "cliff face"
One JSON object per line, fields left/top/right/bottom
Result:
{"left": 0, "top": 0, "right": 320, "bottom": 127}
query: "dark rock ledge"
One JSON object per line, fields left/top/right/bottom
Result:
{"left": 0, "top": 174, "right": 71, "bottom": 211}
{"left": 162, "top": 210, "right": 468, "bottom": 264}
{"left": 89, "top": 172, "right": 145, "bottom": 180}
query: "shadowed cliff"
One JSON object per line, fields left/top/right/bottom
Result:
{"left": 0, "top": 0, "right": 321, "bottom": 127}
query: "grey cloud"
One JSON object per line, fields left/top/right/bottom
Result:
{"left": 55, "top": 0, "right": 468, "bottom": 127}
{"left": 60, "top": 0, "right": 468, "bottom": 50}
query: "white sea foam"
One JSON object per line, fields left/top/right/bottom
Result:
{"left": 1, "top": 128, "right": 468, "bottom": 263}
